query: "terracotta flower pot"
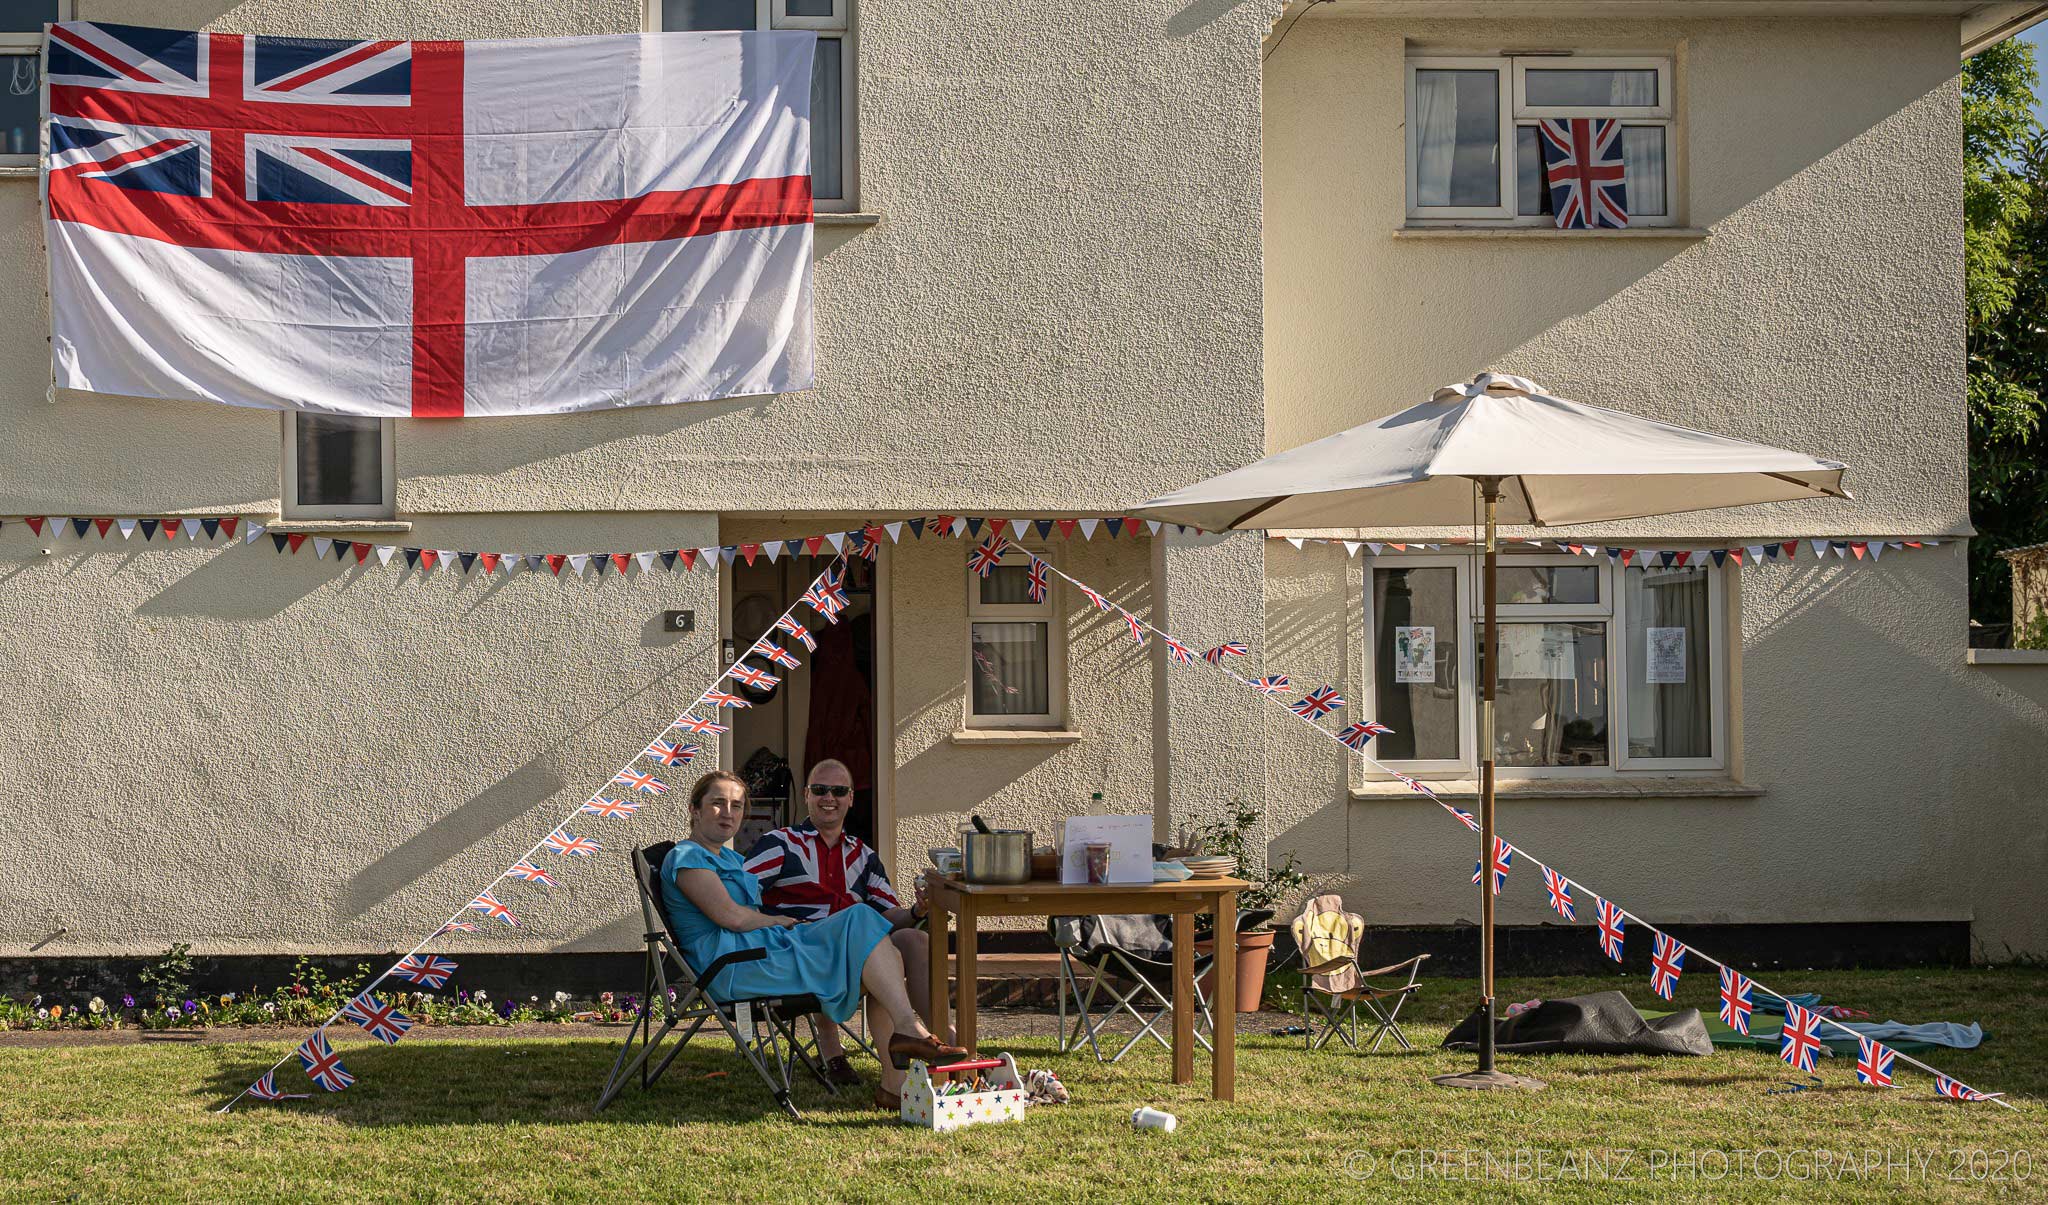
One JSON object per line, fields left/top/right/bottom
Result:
{"left": 1197, "top": 928, "right": 1276, "bottom": 1013}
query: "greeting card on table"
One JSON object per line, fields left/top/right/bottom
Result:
{"left": 1060, "top": 815, "right": 1153, "bottom": 885}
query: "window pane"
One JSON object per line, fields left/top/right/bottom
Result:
{"left": 1413, "top": 69, "right": 1500, "bottom": 208}
{"left": 971, "top": 622, "right": 1049, "bottom": 715}
{"left": 1523, "top": 68, "right": 1658, "bottom": 108}
{"left": 810, "top": 36, "right": 843, "bottom": 200}
{"left": 1483, "top": 622, "right": 1609, "bottom": 767}
{"left": 1625, "top": 567, "right": 1712, "bottom": 758}
{"left": 1515, "top": 125, "right": 1549, "bottom": 216}
{"left": 979, "top": 562, "right": 1035, "bottom": 605}
{"left": 1373, "top": 567, "right": 1460, "bottom": 760}
{"left": 1, "top": 3, "right": 58, "bottom": 34}
{"left": 662, "top": 0, "right": 757, "bottom": 30}
{"left": 785, "top": 0, "right": 835, "bottom": 15}
{"left": 2, "top": 54, "right": 38, "bottom": 157}
{"left": 1495, "top": 564, "right": 1600, "bottom": 606}
{"left": 1621, "top": 126, "right": 1667, "bottom": 217}
{"left": 294, "top": 414, "right": 383, "bottom": 508}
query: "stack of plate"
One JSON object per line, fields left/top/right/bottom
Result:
{"left": 1180, "top": 855, "right": 1237, "bottom": 880}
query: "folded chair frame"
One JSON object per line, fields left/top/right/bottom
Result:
{"left": 1056, "top": 946, "right": 1214, "bottom": 1065}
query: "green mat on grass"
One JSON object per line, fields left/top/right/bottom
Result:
{"left": 1639, "top": 1008, "right": 1936, "bottom": 1054}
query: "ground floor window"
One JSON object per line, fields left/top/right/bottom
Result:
{"left": 1366, "top": 554, "right": 1725, "bottom": 777}
{"left": 966, "top": 546, "right": 1064, "bottom": 727}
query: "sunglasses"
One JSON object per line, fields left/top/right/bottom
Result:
{"left": 806, "top": 784, "right": 851, "bottom": 798}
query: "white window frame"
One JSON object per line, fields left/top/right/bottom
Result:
{"left": 0, "top": 2, "right": 69, "bottom": 168}
{"left": 281, "top": 411, "right": 396, "bottom": 521}
{"left": 1364, "top": 552, "right": 1726, "bottom": 779}
{"left": 1406, "top": 53, "right": 1677, "bottom": 227}
{"left": 964, "top": 544, "right": 1066, "bottom": 729}
{"left": 648, "top": 0, "right": 857, "bottom": 212}
{"left": 1361, "top": 553, "right": 1476, "bottom": 777}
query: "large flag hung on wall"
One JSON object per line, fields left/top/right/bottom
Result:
{"left": 42, "top": 24, "right": 816, "bottom": 417}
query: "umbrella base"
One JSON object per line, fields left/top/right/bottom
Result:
{"left": 1430, "top": 1069, "right": 1548, "bottom": 1092}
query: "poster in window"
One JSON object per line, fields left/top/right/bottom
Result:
{"left": 1394, "top": 626, "right": 1435, "bottom": 683}
{"left": 1501, "top": 625, "right": 1578, "bottom": 680}
{"left": 1646, "top": 626, "right": 1688, "bottom": 684}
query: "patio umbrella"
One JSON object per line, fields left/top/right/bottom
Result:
{"left": 1131, "top": 372, "right": 1848, "bottom": 1091}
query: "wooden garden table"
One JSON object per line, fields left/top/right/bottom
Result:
{"left": 922, "top": 873, "right": 1251, "bottom": 1101}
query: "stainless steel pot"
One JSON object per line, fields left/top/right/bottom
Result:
{"left": 962, "top": 828, "right": 1032, "bottom": 884}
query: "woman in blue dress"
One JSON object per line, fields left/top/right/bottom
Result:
{"left": 662, "top": 770, "right": 966, "bottom": 1107}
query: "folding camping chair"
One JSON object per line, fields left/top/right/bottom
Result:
{"left": 595, "top": 841, "right": 843, "bottom": 1119}
{"left": 1285, "top": 893, "right": 1429, "bottom": 1053}
{"left": 1051, "top": 913, "right": 1216, "bottom": 1064}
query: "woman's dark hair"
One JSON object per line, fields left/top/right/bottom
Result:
{"left": 688, "top": 770, "right": 748, "bottom": 811}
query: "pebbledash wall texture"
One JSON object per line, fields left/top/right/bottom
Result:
{"left": 4, "top": 0, "right": 2046, "bottom": 977}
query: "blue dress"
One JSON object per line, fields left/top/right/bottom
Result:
{"left": 660, "top": 840, "right": 893, "bottom": 1022}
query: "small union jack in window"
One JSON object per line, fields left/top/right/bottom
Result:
{"left": 1025, "top": 557, "right": 1049, "bottom": 602}
{"left": 1289, "top": 687, "right": 1344, "bottom": 719}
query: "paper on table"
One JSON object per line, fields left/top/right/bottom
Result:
{"left": 1061, "top": 814, "right": 1153, "bottom": 885}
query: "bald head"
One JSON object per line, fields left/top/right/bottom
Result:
{"left": 803, "top": 759, "right": 854, "bottom": 838}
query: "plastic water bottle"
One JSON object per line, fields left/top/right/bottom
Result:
{"left": 1131, "top": 1106, "right": 1178, "bottom": 1133}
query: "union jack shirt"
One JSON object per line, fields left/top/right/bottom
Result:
{"left": 743, "top": 821, "right": 901, "bottom": 922}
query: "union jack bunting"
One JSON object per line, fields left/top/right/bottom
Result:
{"left": 731, "top": 665, "right": 780, "bottom": 690}
{"left": 676, "top": 714, "right": 728, "bottom": 736}
{"left": 775, "top": 615, "right": 816, "bottom": 651}
{"left": 1856, "top": 1037, "right": 1895, "bottom": 1087}
{"left": 297, "top": 1033, "right": 354, "bottom": 1091}
{"left": 1252, "top": 675, "right": 1291, "bottom": 695}
{"left": 1337, "top": 719, "right": 1393, "bottom": 750}
{"left": 1542, "top": 867, "right": 1575, "bottom": 920}
{"left": 467, "top": 890, "right": 518, "bottom": 926}
{"left": 1025, "top": 557, "right": 1049, "bottom": 602}
{"left": 1649, "top": 933, "right": 1686, "bottom": 1000}
{"left": 1445, "top": 803, "right": 1480, "bottom": 832}
{"left": 1778, "top": 1002, "right": 1825, "bottom": 1072}
{"left": 852, "top": 528, "right": 880, "bottom": 561}
{"left": 508, "top": 859, "right": 558, "bottom": 885}
{"left": 580, "top": 797, "right": 640, "bottom": 820}
{"left": 1595, "top": 899, "right": 1626, "bottom": 961}
{"left": 1121, "top": 610, "right": 1147, "bottom": 646}
{"left": 799, "top": 582, "right": 837, "bottom": 621}
{"left": 1163, "top": 636, "right": 1195, "bottom": 664}
{"left": 1471, "top": 836, "right": 1512, "bottom": 895}
{"left": 1079, "top": 583, "right": 1113, "bottom": 612}
{"left": 341, "top": 992, "right": 414, "bottom": 1044}
{"left": 968, "top": 535, "right": 1010, "bottom": 577}
{"left": 544, "top": 830, "right": 601, "bottom": 857}
{"left": 1935, "top": 1075, "right": 1991, "bottom": 1101}
{"left": 613, "top": 771, "right": 666, "bottom": 795}
{"left": 1718, "top": 967, "right": 1754, "bottom": 1034}
{"left": 1203, "top": 641, "right": 1249, "bottom": 665}
{"left": 1536, "top": 117, "right": 1628, "bottom": 230}
{"left": 753, "top": 641, "right": 803, "bottom": 669}
{"left": 391, "top": 954, "right": 458, "bottom": 988}
{"left": 247, "top": 1071, "right": 308, "bottom": 1102}
{"left": 704, "top": 689, "right": 752, "bottom": 709}
{"left": 1289, "top": 686, "right": 1345, "bottom": 719}
{"left": 436, "top": 920, "right": 477, "bottom": 934}
{"left": 645, "top": 740, "right": 699, "bottom": 766}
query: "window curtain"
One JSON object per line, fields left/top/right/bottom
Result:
{"left": 1650, "top": 576, "right": 1710, "bottom": 757}
{"left": 1413, "top": 71, "right": 1459, "bottom": 207}
{"left": 971, "top": 622, "right": 1049, "bottom": 715}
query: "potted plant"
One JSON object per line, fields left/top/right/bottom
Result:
{"left": 1186, "top": 802, "right": 1308, "bottom": 1012}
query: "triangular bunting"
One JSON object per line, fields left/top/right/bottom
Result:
{"left": 1078, "top": 518, "right": 1099, "bottom": 540}
{"left": 93, "top": 517, "right": 113, "bottom": 538}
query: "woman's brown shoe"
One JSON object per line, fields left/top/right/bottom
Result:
{"left": 871, "top": 1084, "right": 901, "bottom": 1111}
{"left": 887, "top": 1032, "right": 968, "bottom": 1070}
{"left": 822, "top": 1055, "right": 861, "bottom": 1087}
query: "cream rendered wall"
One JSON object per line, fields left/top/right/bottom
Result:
{"left": 0, "top": 0, "right": 1281, "bottom": 955}
{"left": 1261, "top": 16, "right": 2048, "bottom": 958}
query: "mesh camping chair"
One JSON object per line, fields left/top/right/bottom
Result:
{"left": 1051, "top": 913, "right": 1216, "bottom": 1064}
{"left": 595, "top": 841, "right": 841, "bottom": 1119}
{"left": 1285, "top": 893, "right": 1429, "bottom": 1053}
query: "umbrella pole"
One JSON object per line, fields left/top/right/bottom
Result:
{"left": 1433, "top": 476, "right": 1544, "bottom": 1092}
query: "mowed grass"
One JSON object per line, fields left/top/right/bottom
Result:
{"left": 4, "top": 968, "right": 2046, "bottom": 1204}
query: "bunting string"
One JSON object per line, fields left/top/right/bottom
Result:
{"left": 218, "top": 553, "right": 855, "bottom": 1111}
{"left": 1023, "top": 549, "right": 2011, "bottom": 1110}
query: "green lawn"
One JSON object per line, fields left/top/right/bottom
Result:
{"left": 4, "top": 968, "right": 2044, "bottom": 1203}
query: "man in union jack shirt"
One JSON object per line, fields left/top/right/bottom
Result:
{"left": 743, "top": 758, "right": 939, "bottom": 1085}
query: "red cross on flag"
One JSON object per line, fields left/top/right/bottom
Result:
{"left": 45, "top": 23, "right": 817, "bottom": 417}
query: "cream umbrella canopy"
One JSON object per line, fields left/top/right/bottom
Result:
{"left": 1131, "top": 372, "right": 1849, "bottom": 1091}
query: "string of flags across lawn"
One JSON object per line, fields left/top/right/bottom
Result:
{"left": 3, "top": 511, "right": 1942, "bottom": 580}
{"left": 218, "top": 553, "right": 859, "bottom": 1111}
{"left": 984, "top": 538, "right": 2011, "bottom": 1109}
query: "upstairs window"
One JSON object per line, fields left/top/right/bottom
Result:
{"left": 0, "top": 2, "right": 66, "bottom": 166}
{"left": 283, "top": 413, "right": 395, "bottom": 521}
{"left": 1406, "top": 55, "right": 1674, "bottom": 226}
{"left": 659, "top": 0, "right": 853, "bottom": 209}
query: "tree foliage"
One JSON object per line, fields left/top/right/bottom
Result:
{"left": 1964, "top": 40, "right": 2048, "bottom": 630}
